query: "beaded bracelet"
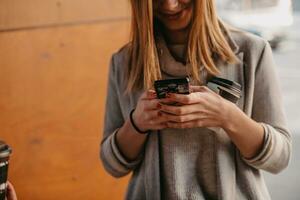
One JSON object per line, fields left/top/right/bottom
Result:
{"left": 129, "top": 109, "right": 149, "bottom": 134}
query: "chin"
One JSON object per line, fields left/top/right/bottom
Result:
{"left": 163, "top": 21, "right": 191, "bottom": 32}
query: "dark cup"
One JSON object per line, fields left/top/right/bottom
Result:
{"left": 207, "top": 77, "right": 242, "bottom": 104}
{"left": 0, "top": 141, "right": 12, "bottom": 200}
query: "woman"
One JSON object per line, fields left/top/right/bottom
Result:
{"left": 100, "top": 0, "right": 291, "bottom": 199}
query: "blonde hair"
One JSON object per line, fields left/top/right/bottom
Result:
{"left": 126, "top": 0, "right": 237, "bottom": 92}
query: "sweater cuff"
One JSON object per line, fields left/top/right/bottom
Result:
{"left": 242, "top": 123, "right": 271, "bottom": 165}
{"left": 111, "top": 129, "right": 143, "bottom": 169}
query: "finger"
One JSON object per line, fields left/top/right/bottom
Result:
{"left": 145, "top": 111, "right": 172, "bottom": 125}
{"left": 143, "top": 110, "right": 161, "bottom": 120}
{"left": 6, "top": 181, "right": 17, "bottom": 200}
{"left": 160, "top": 103, "right": 206, "bottom": 115}
{"left": 167, "top": 119, "right": 218, "bottom": 129}
{"left": 161, "top": 112, "right": 208, "bottom": 123}
{"left": 202, "top": 86, "right": 219, "bottom": 97}
{"left": 140, "top": 90, "right": 157, "bottom": 100}
{"left": 152, "top": 123, "right": 168, "bottom": 130}
{"left": 190, "top": 85, "right": 215, "bottom": 93}
{"left": 144, "top": 99, "right": 161, "bottom": 110}
{"left": 190, "top": 85, "right": 205, "bottom": 93}
{"left": 158, "top": 98, "right": 177, "bottom": 104}
{"left": 7, "top": 181, "right": 14, "bottom": 191}
{"left": 167, "top": 92, "right": 204, "bottom": 105}
{"left": 145, "top": 117, "right": 168, "bottom": 130}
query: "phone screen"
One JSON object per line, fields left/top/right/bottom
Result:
{"left": 154, "top": 77, "right": 190, "bottom": 99}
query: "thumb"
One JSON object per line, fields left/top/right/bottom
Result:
{"left": 6, "top": 181, "right": 17, "bottom": 200}
{"left": 190, "top": 85, "right": 204, "bottom": 93}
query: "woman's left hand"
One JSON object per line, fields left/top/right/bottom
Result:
{"left": 159, "top": 85, "right": 235, "bottom": 129}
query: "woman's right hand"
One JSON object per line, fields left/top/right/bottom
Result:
{"left": 132, "top": 90, "right": 168, "bottom": 132}
{"left": 114, "top": 90, "right": 170, "bottom": 161}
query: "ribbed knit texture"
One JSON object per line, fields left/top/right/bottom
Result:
{"left": 159, "top": 42, "right": 217, "bottom": 199}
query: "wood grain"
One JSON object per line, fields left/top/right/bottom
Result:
{"left": 0, "top": 19, "right": 131, "bottom": 200}
{"left": 0, "top": 0, "right": 130, "bottom": 31}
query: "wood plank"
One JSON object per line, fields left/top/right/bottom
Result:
{"left": 0, "top": 0, "right": 130, "bottom": 31}
{"left": 0, "top": 20, "right": 131, "bottom": 200}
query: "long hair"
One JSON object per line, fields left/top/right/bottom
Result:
{"left": 126, "top": 0, "right": 238, "bottom": 92}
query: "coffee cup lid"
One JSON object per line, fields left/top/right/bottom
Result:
{"left": 209, "top": 77, "right": 241, "bottom": 94}
{"left": 217, "top": 85, "right": 241, "bottom": 98}
{"left": 0, "top": 141, "right": 12, "bottom": 159}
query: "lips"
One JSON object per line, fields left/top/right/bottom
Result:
{"left": 160, "top": 10, "right": 184, "bottom": 20}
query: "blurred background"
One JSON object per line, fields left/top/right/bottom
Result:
{"left": 0, "top": 0, "right": 299, "bottom": 199}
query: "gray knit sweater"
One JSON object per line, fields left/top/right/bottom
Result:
{"left": 100, "top": 28, "right": 292, "bottom": 200}
{"left": 159, "top": 40, "right": 217, "bottom": 200}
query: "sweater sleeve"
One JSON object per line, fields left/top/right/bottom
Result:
{"left": 100, "top": 55, "right": 143, "bottom": 178}
{"left": 242, "top": 41, "right": 292, "bottom": 174}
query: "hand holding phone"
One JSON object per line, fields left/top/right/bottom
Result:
{"left": 154, "top": 77, "right": 190, "bottom": 99}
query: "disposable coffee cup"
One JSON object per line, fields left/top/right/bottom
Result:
{"left": 207, "top": 77, "right": 241, "bottom": 103}
{"left": 206, "top": 77, "right": 242, "bottom": 134}
{"left": 0, "top": 141, "right": 12, "bottom": 200}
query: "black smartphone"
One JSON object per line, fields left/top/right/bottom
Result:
{"left": 154, "top": 77, "right": 190, "bottom": 99}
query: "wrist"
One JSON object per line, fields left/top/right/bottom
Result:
{"left": 221, "top": 101, "right": 241, "bottom": 133}
{"left": 130, "top": 109, "right": 149, "bottom": 134}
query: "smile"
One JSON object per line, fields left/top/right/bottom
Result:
{"left": 160, "top": 9, "right": 185, "bottom": 20}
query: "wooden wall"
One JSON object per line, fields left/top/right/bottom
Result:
{"left": 0, "top": 0, "right": 129, "bottom": 30}
{"left": 0, "top": 1, "right": 131, "bottom": 199}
